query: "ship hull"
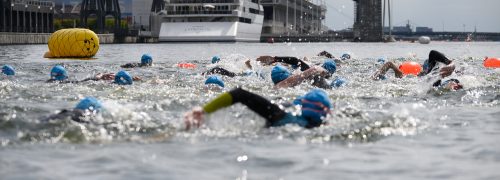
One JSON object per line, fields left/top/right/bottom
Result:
{"left": 158, "top": 20, "right": 263, "bottom": 42}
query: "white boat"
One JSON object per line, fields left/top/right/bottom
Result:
{"left": 157, "top": 0, "right": 264, "bottom": 42}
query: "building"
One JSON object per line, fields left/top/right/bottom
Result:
{"left": 416, "top": 26, "right": 432, "bottom": 33}
{"left": 260, "top": 0, "right": 326, "bottom": 36}
{"left": 1, "top": 0, "right": 55, "bottom": 33}
{"left": 352, "top": 0, "right": 382, "bottom": 42}
{"left": 392, "top": 23, "right": 411, "bottom": 33}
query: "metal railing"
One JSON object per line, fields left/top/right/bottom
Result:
{"left": 12, "top": 0, "right": 54, "bottom": 7}
{"left": 169, "top": 0, "right": 235, "bottom": 3}
{"left": 167, "top": 10, "right": 235, "bottom": 15}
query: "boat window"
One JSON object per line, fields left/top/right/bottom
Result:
{"left": 249, "top": 8, "right": 259, "bottom": 14}
{"left": 239, "top": 17, "right": 251, "bottom": 24}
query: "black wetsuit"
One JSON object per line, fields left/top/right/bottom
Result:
{"left": 420, "top": 50, "right": 453, "bottom": 76}
{"left": 121, "top": 63, "right": 150, "bottom": 68}
{"left": 224, "top": 88, "right": 319, "bottom": 128}
{"left": 203, "top": 67, "right": 237, "bottom": 77}
{"left": 204, "top": 56, "right": 310, "bottom": 77}
{"left": 273, "top": 56, "right": 310, "bottom": 71}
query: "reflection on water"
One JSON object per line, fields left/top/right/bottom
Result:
{"left": 0, "top": 42, "right": 499, "bottom": 179}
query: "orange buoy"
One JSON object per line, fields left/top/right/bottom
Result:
{"left": 399, "top": 61, "right": 422, "bottom": 76}
{"left": 484, "top": 57, "right": 500, "bottom": 68}
{"left": 177, "top": 63, "right": 196, "bottom": 69}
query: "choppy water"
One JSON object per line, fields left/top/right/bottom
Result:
{"left": 1, "top": 42, "right": 499, "bottom": 179}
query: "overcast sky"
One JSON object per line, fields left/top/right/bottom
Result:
{"left": 324, "top": 0, "right": 500, "bottom": 32}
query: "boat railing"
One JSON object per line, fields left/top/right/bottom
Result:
{"left": 169, "top": 0, "right": 236, "bottom": 3}
{"left": 167, "top": 10, "right": 235, "bottom": 15}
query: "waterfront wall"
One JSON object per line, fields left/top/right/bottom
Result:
{"left": 0, "top": 33, "right": 115, "bottom": 45}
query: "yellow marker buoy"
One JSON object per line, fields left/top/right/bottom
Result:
{"left": 45, "top": 28, "right": 99, "bottom": 58}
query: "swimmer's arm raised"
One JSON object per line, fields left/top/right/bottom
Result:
{"left": 273, "top": 56, "right": 310, "bottom": 71}
{"left": 372, "top": 61, "right": 403, "bottom": 79}
{"left": 256, "top": 56, "right": 275, "bottom": 65}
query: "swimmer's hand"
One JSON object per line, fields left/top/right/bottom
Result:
{"left": 256, "top": 56, "right": 275, "bottom": 65}
{"left": 439, "top": 63, "right": 455, "bottom": 78}
{"left": 183, "top": 106, "right": 205, "bottom": 130}
{"left": 245, "top": 60, "right": 253, "bottom": 69}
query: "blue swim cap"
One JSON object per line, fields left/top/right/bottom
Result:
{"left": 242, "top": 70, "right": 254, "bottom": 76}
{"left": 2, "top": 65, "right": 15, "bottom": 76}
{"left": 341, "top": 53, "right": 351, "bottom": 60}
{"left": 75, "top": 97, "right": 102, "bottom": 112}
{"left": 293, "top": 96, "right": 304, "bottom": 105}
{"left": 205, "top": 75, "right": 224, "bottom": 88}
{"left": 114, "top": 70, "right": 133, "bottom": 85}
{"left": 271, "top": 65, "right": 290, "bottom": 84}
{"left": 141, "top": 54, "right": 153, "bottom": 65}
{"left": 377, "top": 74, "right": 387, "bottom": 80}
{"left": 422, "top": 59, "right": 429, "bottom": 73}
{"left": 331, "top": 77, "right": 347, "bottom": 88}
{"left": 50, "top": 65, "right": 68, "bottom": 81}
{"left": 212, "top": 56, "right": 221, "bottom": 64}
{"left": 300, "top": 89, "right": 331, "bottom": 123}
{"left": 377, "top": 57, "right": 386, "bottom": 64}
{"left": 321, "top": 59, "right": 337, "bottom": 74}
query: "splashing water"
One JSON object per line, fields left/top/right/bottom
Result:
{"left": 1, "top": 42, "right": 499, "bottom": 179}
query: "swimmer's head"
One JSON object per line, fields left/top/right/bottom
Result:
{"left": 75, "top": 97, "right": 102, "bottom": 113}
{"left": 271, "top": 65, "right": 290, "bottom": 84}
{"left": 377, "top": 57, "right": 386, "bottom": 64}
{"left": 341, "top": 53, "right": 351, "bottom": 60}
{"left": 212, "top": 56, "right": 221, "bottom": 64}
{"left": 2, "top": 65, "right": 15, "bottom": 76}
{"left": 441, "top": 79, "right": 463, "bottom": 91}
{"left": 114, "top": 70, "right": 133, "bottom": 85}
{"left": 205, "top": 75, "right": 225, "bottom": 88}
{"left": 141, "top": 54, "right": 153, "bottom": 66}
{"left": 50, "top": 65, "right": 68, "bottom": 81}
{"left": 321, "top": 59, "right": 337, "bottom": 75}
{"left": 300, "top": 89, "right": 332, "bottom": 123}
{"left": 331, "top": 77, "right": 347, "bottom": 88}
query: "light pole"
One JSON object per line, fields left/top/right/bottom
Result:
{"left": 24, "top": 4, "right": 28, "bottom": 33}
{"left": 10, "top": 3, "right": 14, "bottom": 32}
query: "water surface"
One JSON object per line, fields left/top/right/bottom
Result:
{"left": 1, "top": 42, "right": 499, "bottom": 179}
